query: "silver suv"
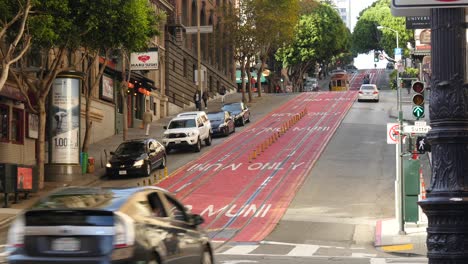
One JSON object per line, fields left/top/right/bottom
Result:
{"left": 162, "top": 111, "right": 212, "bottom": 153}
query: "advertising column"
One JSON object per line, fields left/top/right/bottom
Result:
{"left": 45, "top": 73, "right": 82, "bottom": 181}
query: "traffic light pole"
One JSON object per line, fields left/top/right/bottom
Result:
{"left": 396, "top": 77, "right": 405, "bottom": 235}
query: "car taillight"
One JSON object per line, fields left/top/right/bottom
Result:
{"left": 359, "top": 91, "right": 363, "bottom": 94}
{"left": 7, "top": 215, "right": 25, "bottom": 248}
{"left": 113, "top": 212, "right": 135, "bottom": 249}
{"left": 373, "top": 91, "right": 379, "bottom": 94}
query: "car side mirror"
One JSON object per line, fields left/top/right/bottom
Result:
{"left": 110, "top": 151, "right": 115, "bottom": 155}
{"left": 163, "top": 126, "right": 167, "bottom": 129}
{"left": 190, "top": 214, "right": 205, "bottom": 226}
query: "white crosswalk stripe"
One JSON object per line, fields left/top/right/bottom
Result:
{"left": 218, "top": 242, "right": 428, "bottom": 263}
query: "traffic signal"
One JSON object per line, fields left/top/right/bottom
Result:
{"left": 411, "top": 81, "right": 425, "bottom": 119}
{"left": 416, "top": 136, "right": 431, "bottom": 154}
{"left": 374, "top": 51, "right": 379, "bottom": 62}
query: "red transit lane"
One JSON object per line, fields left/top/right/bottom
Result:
{"left": 158, "top": 91, "right": 357, "bottom": 242}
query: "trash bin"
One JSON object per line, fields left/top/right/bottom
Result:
{"left": 87, "top": 157, "right": 95, "bottom": 174}
{"left": 81, "top": 152, "right": 88, "bottom": 174}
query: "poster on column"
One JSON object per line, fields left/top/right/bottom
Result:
{"left": 51, "top": 78, "right": 80, "bottom": 164}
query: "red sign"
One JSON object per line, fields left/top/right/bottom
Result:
{"left": 17, "top": 167, "right": 33, "bottom": 190}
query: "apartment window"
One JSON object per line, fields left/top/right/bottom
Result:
{"left": 0, "top": 105, "right": 8, "bottom": 142}
{"left": 11, "top": 108, "right": 24, "bottom": 144}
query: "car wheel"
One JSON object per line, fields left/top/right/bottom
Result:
{"left": 144, "top": 162, "right": 151, "bottom": 177}
{"left": 159, "top": 155, "right": 166, "bottom": 169}
{"left": 201, "top": 249, "right": 212, "bottom": 264}
{"left": 146, "top": 253, "right": 160, "bottom": 264}
{"left": 240, "top": 117, "right": 245, "bottom": 126}
{"left": 166, "top": 147, "right": 172, "bottom": 154}
{"left": 194, "top": 138, "right": 202, "bottom": 152}
{"left": 357, "top": 99, "right": 361, "bottom": 102}
{"left": 224, "top": 127, "right": 230, "bottom": 137}
{"left": 205, "top": 134, "right": 212, "bottom": 146}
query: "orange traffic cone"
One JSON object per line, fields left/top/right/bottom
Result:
{"left": 420, "top": 167, "right": 427, "bottom": 200}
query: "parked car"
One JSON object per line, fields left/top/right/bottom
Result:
{"left": 207, "top": 111, "right": 235, "bottom": 137}
{"left": 358, "top": 84, "right": 380, "bottom": 102}
{"left": 6, "top": 186, "right": 214, "bottom": 264}
{"left": 221, "top": 102, "right": 251, "bottom": 126}
{"left": 106, "top": 138, "right": 166, "bottom": 177}
{"left": 162, "top": 112, "right": 212, "bottom": 153}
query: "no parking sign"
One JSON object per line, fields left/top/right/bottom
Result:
{"left": 387, "top": 123, "right": 399, "bottom": 144}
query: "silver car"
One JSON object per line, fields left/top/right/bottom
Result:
{"left": 358, "top": 84, "right": 379, "bottom": 102}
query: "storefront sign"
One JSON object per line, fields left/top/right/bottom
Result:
{"left": 27, "top": 113, "right": 38, "bottom": 139}
{"left": 101, "top": 75, "right": 114, "bottom": 102}
{"left": 419, "top": 29, "right": 431, "bottom": 44}
{"left": 130, "top": 50, "right": 159, "bottom": 70}
{"left": 406, "top": 16, "right": 430, "bottom": 29}
{"left": 50, "top": 78, "right": 80, "bottom": 164}
{"left": 393, "top": 0, "right": 468, "bottom": 8}
{"left": 17, "top": 167, "right": 32, "bottom": 191}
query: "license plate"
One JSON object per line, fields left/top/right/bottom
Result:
{"left": 51, "top": 237, "right": 80, "bottom": 251}
{"left": 119, "top": 170, "right": 127, "bottom": 175}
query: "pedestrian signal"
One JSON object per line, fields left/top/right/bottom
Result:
{"left": 411, "top": 81, "right": 425, "bottom": 119}
{"left": 416, "top": 136, "right": 431, "bottom": 154}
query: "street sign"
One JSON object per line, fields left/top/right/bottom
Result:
{"left": 393, "top": 0, "right": 468, "bottom": 8}
{"left": 387, "top": 123, "right": 399, "bottom": 144}
{"left": 185, "top": 26, "right": 213, "bottom": 34}
{"left": 413, "top": 105, "right": 425, "bottom": 118}
{"left": 403, "top": 125, "right": 431, "bottom": 134}
{"left": 415, "top": 121, "right": 427, "bottom": 127}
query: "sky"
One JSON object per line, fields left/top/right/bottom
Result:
{"left": 349, "top": 0, "right": 383, "bottom": 69}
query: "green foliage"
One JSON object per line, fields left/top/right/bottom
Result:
{"left": 275, "top": 2, "right": 349, "bottom": 67}
{"left": 351, "top": 0, "right": 413, "bottom": 58}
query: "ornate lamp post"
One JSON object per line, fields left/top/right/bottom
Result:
{"left": 418, "top": 8, "right": 468, "bottom": 263}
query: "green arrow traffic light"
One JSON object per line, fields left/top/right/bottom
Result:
{"left": 413, "top": 105, "right": 424, "bottom": 118}
{"left": 411, "top": 81, "right": 425, "bottom": 119}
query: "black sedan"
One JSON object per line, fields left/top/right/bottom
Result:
{"left": 6, "top": 186, "right": 214, "bottom": 264}
{"left": 221, "top": 102, "right": 251, "bottom": 126}
{"left": 106, "top": 138, "right": 166, "bottom": 178}
{"left": 207, "top": 111, "right": 235, "bottom": 137}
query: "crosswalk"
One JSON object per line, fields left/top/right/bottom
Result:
{"left": 217, "top": 241, "right": 428, "bottom": 263}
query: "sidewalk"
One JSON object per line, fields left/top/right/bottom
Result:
{"left": 375, "top": 218, "right": 427, "bottom": 256}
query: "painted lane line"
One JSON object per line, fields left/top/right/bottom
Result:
{"left": 221, "top": 245, "right": 259, "bottom": 255}
{"left": 286, "top": 244, "right": 319, "bottom": 256}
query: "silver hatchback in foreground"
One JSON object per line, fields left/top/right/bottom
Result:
{"left": 6, "top": 186, "right": 213, "bottom": 264}
{"left": 358, "top": 84, "right": 379, "bottom": 102}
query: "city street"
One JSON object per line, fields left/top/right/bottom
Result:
{"left": 0, "top": 69, "right": 429, "bottom": 264}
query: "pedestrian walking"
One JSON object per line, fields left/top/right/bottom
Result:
{"left": 143, "top": 109, "right": 153, "bottom": 136}
{"left": 202, "top": 90, "right": 209, "bottom": 109}
{"left": 220, "top": 85, "right": 226, "bottom": 103}
{"left": 194, "top": 90, "right": 202, "bottom": 111}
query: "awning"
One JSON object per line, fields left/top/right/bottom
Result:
{"left": 236, "top": 70, "right": 267, "bottom": 84}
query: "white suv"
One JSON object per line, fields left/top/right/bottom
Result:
{"left": 162, "top": 111, "right": 212, "bottom": 153}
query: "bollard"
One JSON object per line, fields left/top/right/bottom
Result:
{"left": 159, "top": 170, "right": 162, "bottom": 181}
{"left": 257, "top": 145, "right": 261, "bottom": 155}
{"left": 164, "top": 167, "right": 168, "bottom": 177}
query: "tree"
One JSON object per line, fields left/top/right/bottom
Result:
{"left": 251, "top": 0, "right": 298, "bottom": 97}
{"left": 10, "top": 0, "right": 161, "bottom": 189}
{"left": 275, "top": 2, "right": 349, "bottom": 90}
{"left": 80, "top": 0, "right": 163, "bottom": 152}
{"left": 351, "top": 0, "right": 413, "bottom": 58}
{"left": 219, "top": 0, "right": 256, "bottom": 103}
{"left": 0, "top": 0, "right": 33, "bottom": 91}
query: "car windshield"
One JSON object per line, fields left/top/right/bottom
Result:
{"left": 222, "top": 103, "right": 242, "bottom": 112}
{"left": 207, "top": 112, "right": 224, "bottom": 121}
{"left": 361, "top": 85, "right": 375, "bottom": 91}
{"left": 115, "top": 142, "right": 145, "bottom": 155}
{"left": 169, "top": 119, "right": 196, "bottom": 129}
